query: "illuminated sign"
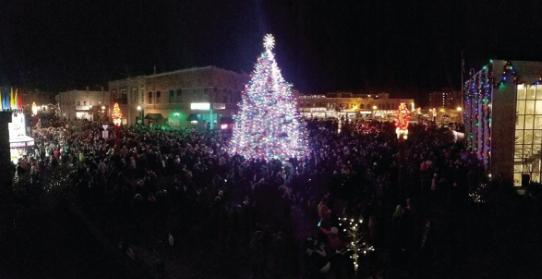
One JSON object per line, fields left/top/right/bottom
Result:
{"left": 359, "top": 111, "right": 372, "bottom": 114}
{"left": 191, "top": 103, "right": 211, "bottom": 110}
{"left": 9, "top": 113, "right": 26, "bottom": 141}
{"left": 213, "top": 103, "right": 226, "bottom": 110}
{"left": 169, "top": 119, "right": 180, "bottom": 127}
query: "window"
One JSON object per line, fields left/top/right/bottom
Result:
{"left": 84, "top": 101, "right": 86, "bottom": 105}
{"left": 148, "top": 92, "right": 153, "bottom": 104}
{"left": 514, "top": 84, "right": 542, "bottom": 186}
{"left": 78, "top": 101, "right": 80, "bottom": 106}
{"left": 141, "top": 90, "right": 144, "bottom": 104}
{"left": 156, "top": 91, "right": 161, "bottom": 103}
{"left": 169, "top": 90, "right": 174, "bottom": 103}
{"left": 204, "top": 88, "right": 209, "bottom": 101}
{"left": 133, "top": 88, "right": 138, "bottom": 104}
{"left": 360, "top": 104, "right": 364, "bottom": 109}
{"left": 176, "top": 89, "right": 182, "bottom": 103}
{"left": 121, "top": 89, "right": 127, "bottom": 100}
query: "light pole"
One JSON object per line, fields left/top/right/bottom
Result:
{"left": 137, "top": 105, "right": 142, "bottom": 124}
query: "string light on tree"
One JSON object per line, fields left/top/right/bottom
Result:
{"left": 395, "top": 103, "right": 410, "bottom": 140}
{"left": 111, "top": 103, "right": 122, "bottom": 126}
{"left": 229, "top": 34, "right": 308, "bottom": 160}
{"left": 338, "top": 216, "right": 374, "bottom": 273}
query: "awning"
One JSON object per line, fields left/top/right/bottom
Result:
{"left": 220, "top": 116, "right": 234, "bottom": 124}
{"left": 187, "top": 114, "right": 199, "bottom": 121}
{"left": 10, "top": 135, "right": 35, "bottom": 149}
{"left": 144, "top": 113, "right": 163, "bottom": 120}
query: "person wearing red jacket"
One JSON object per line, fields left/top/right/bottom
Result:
{"left": 318, "top": 226, "right": 346, "bottom": 251}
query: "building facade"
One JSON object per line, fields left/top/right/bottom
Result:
{"left": 298, "top": 92, "right": 415, "bottom": 120}
{"left": 57, "top": 89, "right": 110, "bottom": 121}
{"left": 429, "top": 90, "right": 461, "bottom": 109}
{"left": 465, "top": 59, "right": 542, "bottom": 186}
{"left": 109, "top": 66, "right": 249, "bottom": 127}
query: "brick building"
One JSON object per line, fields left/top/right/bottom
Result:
{"left": 109, "top": 66, "right": 249, "bottom": 127}
{"left": 57, "top": 89, "right": 110, "bottom": 121}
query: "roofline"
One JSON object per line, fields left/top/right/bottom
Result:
{"left": 108, "top": 65, "right": 248, "bottom": 84}
{"left": 146, "top": 65, "right": 248, "bottom": 79}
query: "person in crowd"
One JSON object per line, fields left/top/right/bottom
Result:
{"left": 19, "top": 117, "right": 480, "bottom": 279}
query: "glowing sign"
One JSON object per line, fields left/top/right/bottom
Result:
{"left": 191, "top": 103, "right": 211, "bottom": 110}
{"left": 213, "top": 103, "right": 226, "bottom": 110}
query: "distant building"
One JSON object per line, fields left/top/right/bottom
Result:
{"left": 429, "top": 90, "right": 461, "bottom": 109}
{"left": 109, "top": 66, "right": 249, "bottom": 127}
{"left": 298, "top": 92, "right": 415, "bottom": 120}
{"left": 464, "top": 59, "right": 542, "bottom": 186}
{"left": 22, "top": 89, "right": 56, "bottom": 106}
{"left": 22, "top": 88, "right": 56, "bottom": 116}
{"left": 57, "top": 89, "right": 110, "bottom": 120}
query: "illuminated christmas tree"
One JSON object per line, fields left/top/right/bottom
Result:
{"left": 229, "top": 34, "right": 307, "bottom": 160}
{"left": 395, "top": 103, "right": 411, "bottom": 139}
{"left": 112, "top": 103, "right": 122, "bottom": 126}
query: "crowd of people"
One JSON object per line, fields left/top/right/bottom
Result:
{"left": 12, "top": 116, "right": 486, "bottom": 278}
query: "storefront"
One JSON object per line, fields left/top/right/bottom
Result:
{"left": 75, "top": 106, "right": 93, "bottom": 120}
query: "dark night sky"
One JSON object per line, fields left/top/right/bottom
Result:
{"left": 0, "top": 0, "right": 542, "bottom": 104}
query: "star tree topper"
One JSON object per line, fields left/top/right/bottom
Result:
{"left": 264, "top": 34, "right": 275, "bottom": 50}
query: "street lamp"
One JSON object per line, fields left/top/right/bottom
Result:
{"left": 372, "top": 105, "right": 377, "bottom": 110}
{"left": 456, "top": 106, "right": 463, "bottom": 111}
{"left": 137, "top": 105, "right": 144, "bottom": 124}
{"left": 101, "top": 106, "right": 105, "bottom": 110}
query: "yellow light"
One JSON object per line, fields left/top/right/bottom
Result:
{"left": 137, "top": 105, "right": 142, "bottom": 111}
{"left": 457, "top": 106, "right": 463, "bottom": 111}
{"left": 372, "top": 106, "right": 377, "bottom": 110}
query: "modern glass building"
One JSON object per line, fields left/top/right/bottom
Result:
{"left": 465, "top": 60, "right": 542, "bottom": 186}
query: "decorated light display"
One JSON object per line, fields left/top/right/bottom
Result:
{"left": 111, "top": 103, "right": 122, "bottom": 126}
{"left": 229, "top": 34, "right": 308, "bottom": 160}
{"left": 395, "top": 103, "right": 410, "bottom": 139}
{"left": 338, "top": 216, "right": 374, "bottom": 273}
{"left": 31, "top": 102, "right": 38, "bottom": 116}
{"left": 464, "top": 60, "right": 494, "bottom": 170}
